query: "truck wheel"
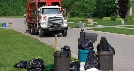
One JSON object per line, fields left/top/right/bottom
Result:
{"left": 29, "top": 25, "right": 35, "bottom": 35}
{"left": 39, "top": 28, "right": 44, "bottom": 37}
{"left": 62, "top": 30, "right": 67, "bottom": 37}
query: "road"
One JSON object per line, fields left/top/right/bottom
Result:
{"left": 0, "top": 18, "right": 134, "bottom": 71}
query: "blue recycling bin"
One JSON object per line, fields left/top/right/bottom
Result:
{"left": 2, "top": 23, "right": 6, "bottom": 27}
{"left": 78, "top": 49, "right": 92, "bottom": 62}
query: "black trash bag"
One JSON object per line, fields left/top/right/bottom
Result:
{"left": 13, "top": 60, "right": 29, "bottom": 69}
{"left": 84, "top": 51, "right": 100, "bottom": 70}
{"left": 70, "top": 61, "right": 80, "bottom": 71}
{"left": 13, "top": 58, "right": 45, "bottom": 71}
{"left": 78, "top": 39, "right": 94, "bottom": 50}
{"left": 27, "top": 68, "right": 44, "bottom": 71}
{"left": 99, "top": 37, "right": 109, "bottom": 51}
{"left": 28, "top": 58, "right": 45, "bottom": 70}
{"left": 108, "top": 43, "right": 115, "bottom": 55}
{"left": 62, "top": 45, "right": 71, "bottom": 52}
{"left": 97, "top": 36, "right": 115, "bottom": 54}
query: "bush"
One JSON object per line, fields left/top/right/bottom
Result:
{"left": 131, "top": 18, "right": 134, "bottom": 21}
{"left": 102, "top": 17, "right": 111, "bottom": 20}
{"left": 124, "top": 17, "right": 131, "bottom": 21}
{"left": 110, "top": 16, "right": 117, "bottom": 20}
{"left": 116, "top": 18, "right": 123, "bottom": 21}
{"left": 129, "top": 14, "right": 134, "bottom": 19}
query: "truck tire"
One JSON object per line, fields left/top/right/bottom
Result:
{"left": 39, "top": 28, "right": 44, "bottom": 37}
{"left": 62, "top": 30, "right": 67, "bottom": 37}
{"left": 29, "top": 25, "right": 35, "bottom": 35}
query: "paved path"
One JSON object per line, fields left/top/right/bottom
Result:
{"left": 0, "top": 18, "right": 134, "bottom": 71}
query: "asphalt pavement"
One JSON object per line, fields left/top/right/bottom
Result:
{"left": 0, "top": 18, "right": 134, "bottom": 71}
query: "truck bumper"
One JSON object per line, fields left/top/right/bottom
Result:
{"left": 42, "top": 27, "right": 68, "bottom": 31}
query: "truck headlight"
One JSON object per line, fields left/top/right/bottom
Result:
{"left": 41, "top": 22, "right": 45, "bottom": 25}
{"left": 64, "top": 20, "right": 67, "bottom": 24}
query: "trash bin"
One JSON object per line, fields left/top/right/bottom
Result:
{"left": 78, "top": 49, "right": 92, "bottom": 62}
{"left": 84, "top": 32, "right": 98, "bottom": 43}
{"left": 78, "top": 29, "right": 98, "bottom": 43}
{"left": 98, "top": 51, "right": 114, "bottom": 71}
{"left": 54, "top": 51, "right": 71, "bottom": 71}
{"left": 79, "top": 21, "right": 83, "bottom": 28}
{"left": 2, "top": 22, "right": 6, "bottom": 27}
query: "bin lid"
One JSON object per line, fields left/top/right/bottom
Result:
{"left": 98, "top": 51, "right": 114, "bottom": 56}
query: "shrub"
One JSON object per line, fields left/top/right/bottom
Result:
{"left": 102, "top": 17, "right": 111, "bottom": 20}
{"left": 131, "top": 18, "right": 134, "bottom": 21}
{"left": 129, "top": 14, "right": 134, "bottom": 19}
{"left": 110, "top": 16, "right": 117, "bottom": 20}
{"left": 116, "top": 18, "right": 123, "bottom": 21}
{"left": 124, "top": 17, "right": 131, "bottom": 21}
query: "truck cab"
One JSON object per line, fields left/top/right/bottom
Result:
{"left": 26, "top": 0, "right": 68, "bottom": 37}
{"left": 38, "top": 5, "right": 68, "bottom": 37}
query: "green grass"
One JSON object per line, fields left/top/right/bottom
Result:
{"left": 0, "top": 22, "right": 2, "bottom": 27}
{"left": 68, "top": 17, "right": 86, "bottom": 21}
{"left": 68, "top": 17, "right": 134, "bottom": 28}
{"left": 0, "top": 28, "right": 54, "bottom": 71}
{"left": 0, "top": 16, "right": 23, "bottom": 18}
{"left": 92, "top": 27, "right": 134, "bottom": 35}
{"left": 120, "top": 26, "right": 134, "bottom": 28}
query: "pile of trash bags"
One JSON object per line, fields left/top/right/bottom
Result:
{"left": 78, "top": 39, "right": 94, "bottom": 50}
{"left": 13, "top": 58, "right": 45, "bottom": 71}
{"left": 71, "top": 36, "right": 115, "bottom": 71}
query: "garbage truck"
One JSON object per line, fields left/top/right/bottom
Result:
{"left": 26, "top": 0, "right": 68, "bottom": 37}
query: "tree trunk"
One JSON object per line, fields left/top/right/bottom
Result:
{"left": 67, "top": 12, "right": 70, "bottom": 20}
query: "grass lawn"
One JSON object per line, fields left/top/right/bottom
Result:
{"left": 0, "top": 22, "right": 2, "bottom": 27}
{"left": 92, "top": 27, "right": 134, "bottom": 35}
{"left": 120, "top": 26, "right": 134, "bottom": 28}
{"left": 68, "top": 17, "right": 134, "bottom": 28}
{"left": 68, "top": 17, "right": 134, "bottom": 35}
{"left": 0, "top": 28, "right": 54, "bottom": 71}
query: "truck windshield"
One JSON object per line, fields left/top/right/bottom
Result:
{"left": 42, "top": 8, "right": 61, "bottom": 14}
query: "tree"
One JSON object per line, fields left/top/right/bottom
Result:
{"left": 117, "top": 0, "right": 129, "bottom": 19}
{"left": 61, "top": 0, "right": 76, "bottom": 18}
{"left": 96, "top": 0, "right": 117, "bottom": 18}
{"left": 70, "top": 0, "right": 96, "bottom": 18}
{"left": 0, "top": 0, "right": 27, "bottom": 16}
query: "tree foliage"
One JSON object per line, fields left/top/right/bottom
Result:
{"left": 95, "top": 0, "right": 117, "bottom": 18}
{"left": 117, "top": 0, "right": 129, "bottom": 19}
{"left": 0, "top": 0, "right": 133, "bottom": 18}
{"left": 0, "top": 0, "right": 27, "bottom": 16}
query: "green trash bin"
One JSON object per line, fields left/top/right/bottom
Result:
{"left": 98, "top": 51, "right": 114, "bottom": 71}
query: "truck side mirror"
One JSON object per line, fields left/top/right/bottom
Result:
{"left": 63, "top": 8, "right": 66, "bottom": 14}
{"left": 62, "top": 8, "right": 66, "bottom": 16}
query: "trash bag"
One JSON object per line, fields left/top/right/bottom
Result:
{"left": 70, "top": 61, "right": 80, "bottom": 71}
{"left": 98, "top": 37, "right": 109, "bottom": 51}
{"left": 27, "top": 68, "right": 44, "bottom": 71}
{"left": 97, "top": 37, "right": 115, "bottom": 54}
{"left": 13, "top": 60, "right": 29, "bottom": 69}
{"left": 84, "top": 51, "right": 100, "bottom": 70}
{"left": 86, "top": 68, "right": 100, "bottom": 71}
{"left": 108, "top": 43, "right": 115, "bottom": 55}
{"left": 62, "top": 45, "right": 71, "bottom": 52}
{"left": 45, "top": 64, "right": 54, "bottom": 71}
{"left": 78, "top": 39, "right": 94, "bottom": 50}
{"left": 28, "top": 58, "right": 45, "bottom": 70}
{"left": 13, "top": 58, "right": 45, "bottom": 71}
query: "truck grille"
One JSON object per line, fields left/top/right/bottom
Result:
{"left": 48, "top": 17, "right": 63, "bottom": 25}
